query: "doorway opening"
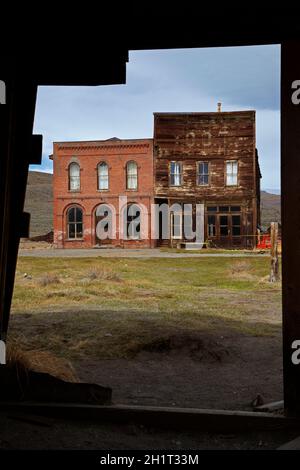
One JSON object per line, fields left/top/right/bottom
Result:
{"left": 12, "top": 44, "right": 281, "bottom": 412}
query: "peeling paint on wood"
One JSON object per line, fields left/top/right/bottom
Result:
{"left": 154, "top": 111, "right": 261, "bottom": 248}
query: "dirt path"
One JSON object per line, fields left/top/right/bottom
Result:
{"left": 18, "top": 247, "right": 268, "bottom": 258}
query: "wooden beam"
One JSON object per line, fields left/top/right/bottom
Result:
{"left": 0, "top": 76, "right": 38, "bottom": 340}
{"left": 0, "top": 402, "right": 297, "bottom": 433}
{"left": 282, "top": 41, "right": 300, "bottom": 416}
{"left": 278, "top": 435, "right": 300, "bottom": 450}
{"left": 254, "top": 400, "right": 284, "bottom": 413}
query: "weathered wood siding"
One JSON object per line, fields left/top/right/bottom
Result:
{"left": 153, "top": 111, "right": 260, "bottom": 248}
{"left": 154, "top": 111, "right": 257, "bottom": 199}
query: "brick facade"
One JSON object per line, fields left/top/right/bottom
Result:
{"left": 51, "top": 138, "right": 154, "bottom": 248}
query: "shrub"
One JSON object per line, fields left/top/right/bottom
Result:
{"left": 37, "top": 273, "right": 60, "bottom": 287}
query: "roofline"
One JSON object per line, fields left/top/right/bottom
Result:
{"left": 53, "top": 137, "right": 153, "bottom": 145}
{"left": 153, "top": 110, "right": 256, "bottom": 116}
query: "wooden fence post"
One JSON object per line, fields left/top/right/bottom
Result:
{"left": 269, "top": 222, "right": 279, "bottom": 282}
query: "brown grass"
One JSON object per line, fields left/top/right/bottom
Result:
{"left": 37, "top": 273, "right": 60, "bottom": 287}
{"left": 86, "top": 268, "right": 122, "bottom": 282}
{"left": 228, "top": 260, "right": 257, "bottom": 281}
{"left": 6, "top": 340, "right": 77, "bottom": 382}
{"left": 230, "top": 261, "right": 251, "bottom": 274}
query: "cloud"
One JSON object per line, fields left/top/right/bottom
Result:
{"left": 32, "top": 45, "right": 280, "bottom": 189}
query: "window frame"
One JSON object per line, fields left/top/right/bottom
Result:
{"left": 125, "top": 203, "right": 141, "bottom": 240}
{"left": 97, "top": 161, "right": 109, "bottom": 191}
{"left": 197, "top": 161, "right": 210, "bottom": 186}
{"left": 126, "top": 160, "right": 138, "bottom": 191}
{"left": 170, "top": 211, "right": 183, "bottom": 239}
{"left": 219, "top": 214, "right": 230, "bottom": 237}
{"left": 169, "top": 161, "right": 183, "bottom": 187}
{"left": 66, "top": 206, "right": 84, "bottom": 240}
{"left": 207, "top": 214, "right": 216, "bottom": 238}
{"left": 68, "top": 162, "right": 81, "bottom": 192}
{"left": 232, "top": 214, "right": 241, "bottom": 237}
{"left": 225, "top": 160, "right": 238, "bottom": 187}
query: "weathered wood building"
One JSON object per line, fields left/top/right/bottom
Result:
{"left": 154, "top": 110, "right": 261, "bottom": 248}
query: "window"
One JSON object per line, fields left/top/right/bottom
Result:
{"left": 126, "top": 204, "right": 141, "bottom": 239}
{"left": 232, "top": 215, "right": 241, "bottom": 236}
{"left": 126, "top": 161, "right": 138, "bottom": 190}
{"left": 98, "top": 162, "right": 109, "bottom": 190}
{"left": 226, "top": 161, "right": 238, "bottom": 186}
{"left": 171, "top": 212, "right": 182, "bottom": 239}
{"left": 67, "top": 206, "right": 83, "bottom": 239}
{"left": 207, "top": 206, "right": 217, "bottom": 212}
{"left": 69, "top": 162, "right": 80, "bottom": 191}
{"left": 220, "top": 215, "right": 229, "bottom": 236}
{"left": 197, "top": 162, "right": 209, "bottom": 185}
{"left": 207, "top": 215, "right": 216, "bottom": 237}
{"left": 170, "top": 162, "right": 182, "bottom": 186}
{"left": 95, "top": 204, "right": 114, "bottom": 241}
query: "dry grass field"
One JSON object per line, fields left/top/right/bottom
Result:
{"left": 10, "top": 256, "right": 281, "bottom": 358}
{"left": 9, "top": 255, "right": 283, "bottom": 410}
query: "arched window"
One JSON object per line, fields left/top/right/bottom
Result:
{"left": 95, "top": 204, "right": 115, "bottom": 242}
{"left": 124, "top": 204, "right": 141, "bottom": 239}
{"left": 97, "top": 162, "right": 109, "bottom": 190}
{"left": 67, "top": 206, "right": 83, "bottom": 239}
{"left": 69, "top": 162, "right": 80, "bottom": 191}
{"left": 126, "top": 161, "right": 138, "bottom": 190}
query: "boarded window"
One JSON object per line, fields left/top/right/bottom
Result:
{"left": 67, "top": 206, "right": 83, "bottom": 239}
{"left": 197, "top": 162, "right": 209, "bottom": 185}
{"left": 126, "top": 161, "right": 138, "bottom": 190}
{"left": 226, "top": 161, "right": 238, "bottom": 186}
{"left": 170, "top": 162, "right": 182, "bottom": 186}
{"left": 69, "top": 162, "right": 80, "bottom": 191}
{"left": 98, "top": 162, "right": 109, "bottom": 190}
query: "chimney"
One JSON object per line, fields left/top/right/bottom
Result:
{"left": 217, "top": 102, "right": 222, "bottom": 112}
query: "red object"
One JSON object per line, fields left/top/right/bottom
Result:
{"left": 257, "top": 234, "right": 271, "bottom": 249}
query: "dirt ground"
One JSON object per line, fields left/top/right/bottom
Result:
{"left": 0, "top": 329, "right": 287, "bottom": 450}
{"left": 0, "top": 327, "right": 290, "bottom": 450}
{"left": 6, "top": 253, "right": 285, "bottom": 449}
{"left": 75, "top": 330, "right": 282, "bottom": 411}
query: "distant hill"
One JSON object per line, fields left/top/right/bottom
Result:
{"left": 23, "top": 172, "right": 281, "bottom": 237}
{"left": 24, "top": 171, "right": 53, "bottom": 237}
{"left": 260, "top": 191, "right": 281, "bottom": 229}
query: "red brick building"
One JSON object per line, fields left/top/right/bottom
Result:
{"left": 51, "top": 138, "right": 154, "bottom": 248}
